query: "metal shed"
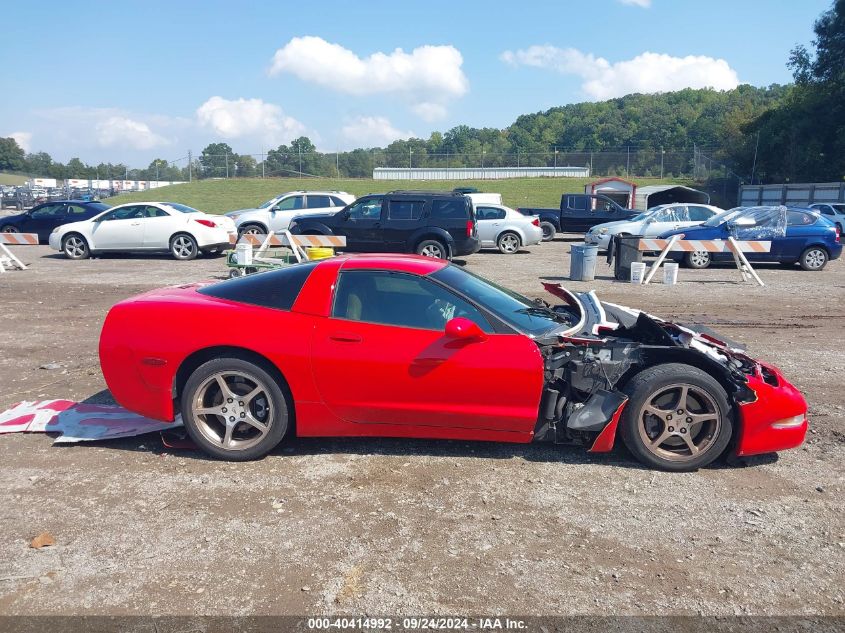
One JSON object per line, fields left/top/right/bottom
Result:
{"left": 634, "top": 185, "right": 710, "bottom": 210}
{"left": 584, "top": 177, "right": 636, "bottom": 208}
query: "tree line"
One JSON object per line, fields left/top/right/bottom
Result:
{"left": 1, "top": 0, "right": 841, "bottom": 186}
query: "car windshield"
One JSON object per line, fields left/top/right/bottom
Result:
{"left": 164, "top": 202, "right": 201, "bottom": 214}
{"left": 431, "top": 265, "right": 573, "bottom": 336}
{"left": 258, "top": 197, "right": 281, "bottom": 209}
{"left": 703, "top": 207, "right": 744, "bottom": 227}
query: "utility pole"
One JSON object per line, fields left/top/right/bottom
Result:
{"left": 660, "top": 147, "right": 664, "bottom": 180}
{"left": 409, "top": 147, "right": 413, "bottom": 170}
{"left": 589, "top": 149, "right": 593, "bottom": 176}
{"left": 336, "top": 149, "right": 340, "bottom": 179}
{"left": 553, "top": 146, "right": 557, "bottom": 169}
{"left": 750, "top": 132, "right": 760, "bottom": 185}
{"left": 225, "top": 153, "right": 229, "bottom": 179}
{"left": 516, "top": 149, "right": 520, "bottom": 169}
{"left": 262, "top": 150, "right": 265, "bottom": 178}
{"left": 298, "top": 144, "right": 302, "bottom": 179}
{"left": 626, "top": 145, "right": 630, "bottom": 179}
{"left": 188, "top": 150, "right": 192, "bottom": 182}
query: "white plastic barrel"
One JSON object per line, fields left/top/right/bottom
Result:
{"left": 235, "top": 242, "right": 253, "bottom": 266}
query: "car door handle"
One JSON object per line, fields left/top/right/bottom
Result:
{"left": 413, "top": 358, "right": 445, "bottom": 366}
{"left": 329, "top": 333, "right": 362, "bottom": 343}
{"left": 131, "top": 222, "right": 141, "bottom": 226}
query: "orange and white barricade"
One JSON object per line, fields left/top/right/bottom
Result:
{"left": 0, "top": 233, "right": 38, "bottom": 272}
{"left": 238, "top": 231, "right": 346, "bottom": 263}
{"left": 641, "top": 235, "right": 771, "bottom": 287}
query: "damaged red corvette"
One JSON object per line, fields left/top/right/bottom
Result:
{"left": 99, "top": 254, "right": 808, "bottom": 471}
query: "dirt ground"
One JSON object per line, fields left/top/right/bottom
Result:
{"left": 0, "top": 237, "right": 843, "bottom": 618}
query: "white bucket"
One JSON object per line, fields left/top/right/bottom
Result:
{"left": 663, "top": 262, "right": 679, "bottom": 285}
{"left": 235, "top": 242, "right": 253, "bottom": 266}
{"left": 630, "top": 261, "right": 646, "bottom": 284}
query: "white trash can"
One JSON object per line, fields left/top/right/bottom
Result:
{"left": 630, "top": 261, "right": 646, "bottom": 284}
{"left": 663, "top": 262, "right": 679, "bottom": 285}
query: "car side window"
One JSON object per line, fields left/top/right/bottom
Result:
{"left": 476, "top": 206, "right": 506, "bottom": 221}
{"left": 333, "top": 270, "right": 492, "bottom": 332}
{"left": 787, "top": 211, "right": 816, "bottom": 226}
{"left": 31, "top": 204, "right": 64, "bottom": 218}
{"left": 330, "top": 196, "right": 348, "bottom": 207}
{"left": 687, "top": 206, "right": 714, "bottom": 222}
{"left": 306, "top": 195, "right": 332, "bottom": 209}
{"left": 145, "top": 206, "right": 169, "bottom": 218}
{"left": 346, "top": 198, "right": 383, "bottom": 220}
{"left": 818, "top": 206, "right": 834, "bottom": 216}
{"left": 430, "top": 199, "right": 468, "bottom": 219}
{"left": 387, "top": 200, "right": 425, "bottom": 221}
{"left": 569, "top": 197, "right": 587, "bottom": 211}
{"left": 66, "top": 204, "right": 88, "bottom": 216}
{"left": 106, "top": 206, "right": 145, "bottom": 221}
{"left": 276, "top": 196, "right": 304, "bottom": 211}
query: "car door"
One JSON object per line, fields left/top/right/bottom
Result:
{"left": 268, "top": 195, "right": 305, "bottom": 231}
{"left": 90, "top": 205, "right": 147, "bottom": 249}
{"left": 330, "top": 196, "right": 385, "bottom": 251}
{"left": 141, "top": 205, "right": 179, "bottom": 248}
{"left": 562, "top": 196, "right": 591, "bottom": 232}
{"left": 310, "top": 269, "right": 543, "bottom": 432}
{"left": 26, "top": 203, "right": 67, "bottom": 240}
{"left": 475, "top": 206, "right": 506, "bottom": 247}
{"left": 776, "top": 210, "right": 822, "bottom": 261}
{"left": 382, "top": 197, "right": 427, "bottom": 251}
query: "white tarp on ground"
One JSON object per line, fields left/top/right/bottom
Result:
{"left": 0, "top": 400, "right": 182, "bottom": 443}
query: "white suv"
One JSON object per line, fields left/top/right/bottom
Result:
{"left": 227, "top": 191, "right": 356, "bottom": 236}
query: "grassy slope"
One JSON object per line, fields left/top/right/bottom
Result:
{"left": 103, "top": 176, "right": 691, "bottom": 214}
{"left": 0, "top": 173, "right": 30, "bottom": 186}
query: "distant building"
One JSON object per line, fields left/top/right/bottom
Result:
{"left": 739, "top": 182, "right": 845, "bottom": 206}
{"left": 584, "top": 177, "right": 637, "bottom": 208}
{"left": 373, "top": 166, "right": 590, "bottom": 180}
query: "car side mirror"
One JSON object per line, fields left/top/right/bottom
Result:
{"left": 445, "top": 317, "right": 487, "bottom": 342}
{"left": 732, "top": 216, "right": 756, "bottom": 227}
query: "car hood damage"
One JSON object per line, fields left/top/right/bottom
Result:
{"left": 533, "top": 283, "right": 760, "bottom": 448}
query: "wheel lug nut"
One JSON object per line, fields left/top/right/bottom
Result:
{"left": 668, "top": 426, "right": 674, "bottom": 432}
{"left": 229, "top": 416, "right": 235, "bottom": 422}
{"left": 227, "top": 398, "right": 233, "bottom": 403}
{"left": 666, "top": 415, "right": 672, "bottom": 421}
{"left": 681, "top": 428, "right": 687, "bottom": 434}
{"left": 239, "top": 401, "right": 244, "bottom": 406}
{"left": 686, "top": 417, "right": 692, "bottom": 423}
{"left": 222, "top": 407, "right": 227, "bottom": 413}
{"left": 677, "top": 409, "right": 684, "bottom": 414}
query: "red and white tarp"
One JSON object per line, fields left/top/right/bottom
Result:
{"left": 0, "top": 400, "right": 182, "bottom": 443}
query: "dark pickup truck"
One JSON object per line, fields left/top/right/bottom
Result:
{"left": 518, "top": 193, "right": 639, "bottom": 240}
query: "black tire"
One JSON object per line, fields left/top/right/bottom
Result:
{"left": 239, "top": 224, "right": 267, "bottom": 238}
{"left": 416, "top": 239, "right": 449, "bottom": 260}
{"left": 799, "top": 246, "right": 828, "bottom": 271}
{"left": 540, "top": 221, "right": 556, "bottom": 242}
{"left": 496, "top": 231, "right": 521, "bottom": 254}
{"left": 619, "top": 363, "right": 733, "bottom": 472}
{"left": 684, "top": 251, "right": 711, "bottom": 269}
{"left": 170, "top": 233, "right": 198, "bottom": 260}
{"left": 1, "top": 224, "right": 19, "bottom": 233}
{"left": 62, "top": 233, "right": 90, "bottom": 260}
{"left": 180, "top": 357, "right": 289, "bottom": 461}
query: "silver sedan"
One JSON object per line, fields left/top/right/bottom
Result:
{"left": 475, "top": 204, "right": 544, "bottom": 254}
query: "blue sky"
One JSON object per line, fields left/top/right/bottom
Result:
{"left": 0, "top": 0, "right": 831, "bottom": 165}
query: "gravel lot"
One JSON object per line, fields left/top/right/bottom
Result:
{"left": 0, "top": 238, "right": 843, "bottom": 617}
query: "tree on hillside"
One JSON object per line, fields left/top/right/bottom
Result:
{"left": 199, "top": 142, "right": 235, "bottom": 178}
{"left": 25, "top": 152, "right": 53, "bottom": 176}
{"left": 0, "top": 137, "right": 26, "bottom": 172}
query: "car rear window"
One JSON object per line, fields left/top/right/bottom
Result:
{"left": 430, "top": 198, "right": 469, "bottom": 219}
{"left": 198, "top": 262, "right": 318, "bottom": 311}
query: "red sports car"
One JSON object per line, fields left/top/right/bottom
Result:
{"left": 99, "top": 254, "right": 808, "bottom": 471}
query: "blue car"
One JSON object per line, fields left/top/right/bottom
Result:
{"left": 0, "top": 200, "right": 110, "bottom": 244}
{"left": 659, "top": 206, "right": 842, "bottom": 271}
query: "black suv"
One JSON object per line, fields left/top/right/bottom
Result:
{"left": 289, "top": 191, "right": 480, "bottom": 259}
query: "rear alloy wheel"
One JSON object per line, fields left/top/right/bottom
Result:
{"left": 170, "top": 233, "right": 198, "bottom": 260}
{"left": 620, "top": 363, "right": 732, "bottom": 471}
{"left": 181, "top": 358, "right": 289, "bottom": 461}
{"left": 684, "top": 250, "right": 711, "bottom": 269}
{"left": 2, "top": 225, "right": 19, "bottom": 233}
{"left": 62, "top": 234, "right": 90, "bottom": 260}
{"left": 540, "top": 221, "right": 556, "bottom": 242}
{"left": 240, "top": 224, "right": 267, "bottom": 238}
{"left": 416, "top": 239, "right": 449, "bottom": 260}
{"left": 799, "top": 246, "right": 828, "bottom": 271}
{"left": 497, "top": 231, "right": 521, "bottom": 254}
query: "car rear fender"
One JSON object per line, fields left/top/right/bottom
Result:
{"left": 410, "top": 227, "right": 454, "bottom": 250}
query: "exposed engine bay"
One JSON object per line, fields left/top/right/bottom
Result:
{"left": 531, "top": 283, "right": 762, "bottom": 447}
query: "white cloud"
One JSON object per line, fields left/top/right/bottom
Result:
{"left": 269, "top": 36, "right": 467, "bottom": 120}
{"left": 618, "top": 0, "right": 651, "bottom": 7}
{"left": 341, "top": 116, "right": 416, "bottom": 148}
{"left": 9, "top": 131, "right": 32, "bottom": 152}
{"left": 501, "top": 46, "right": 739, "bottom": 100}
{"left": 196, "top": 96, "right": 305, "bottom": 145}
{"left": 96, "top": 116, "right": 170, "bottom": 150}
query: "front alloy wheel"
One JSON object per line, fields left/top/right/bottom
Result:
{"left": 800, "top": 247, "right": 827, "bottom": 271}
{"left": 62, "top": 234, "right": 90, "bottom": 260}
{"left": 416, "top": 239, "right": 448, "bottom": 259}
{"left": 620, "top": 363, "right": 732, "bottom": 471}
{"left": 685, "top": 250, "right": 711, "bottom": 269}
